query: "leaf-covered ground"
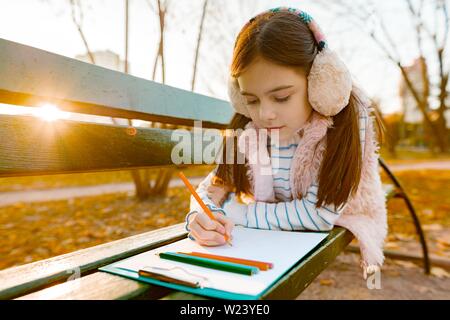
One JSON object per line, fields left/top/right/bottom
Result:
{"left": 299, "top": 251, "right": 450, "bottom": 299}
{"left": 378, "top": 169, "right": 450, "bottom": 261}
{"left": 0, "top": 187, "right": 191, "bottom": 270}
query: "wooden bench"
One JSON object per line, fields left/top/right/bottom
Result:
{"left": 0, "top": 38, "right": 376, "bottom": 300}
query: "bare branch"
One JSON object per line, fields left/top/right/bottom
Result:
{"left": 191, "top": 0, "right": 208, "bottom": 91}
{"left": 69, "top": 0, "right": 95, "bottom": 64}
{"left": 440, "top": 0, "right": 449, "bottom": 52}
{"left": 406, "top": 0, "right": 425, "bottom": 57}
{"left": 374, "top": 6, "right": 401, "bottom": 61}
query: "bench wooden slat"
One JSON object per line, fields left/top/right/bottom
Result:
{"left": 16, "top": 269, "right": 208, "bottom": 300}
{"left": 0, "top": 39, "right": 233, "bottom": 127}
{"left": 16, "top": 271, "right": 172, "bottom": 300}
{"left": 160, "top": 292, "right": 210, "bottom": 300}
{"left": 0, "top": 114, "right": 222, "bottom": 177}
{"left": 0, "top": 223, "right": 187, "bottom": 300}
{"left": 11, "top": 227, "right": 352, "bottom": 300}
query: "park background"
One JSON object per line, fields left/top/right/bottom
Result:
{"left": 0, "top": 0, "right": 449, "bottom": 299}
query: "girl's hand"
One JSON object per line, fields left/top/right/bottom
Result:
{"left": 187, "top": 210, "right": 234, "bottom": 246}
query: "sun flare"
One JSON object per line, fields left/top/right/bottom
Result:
{"left": 33, "top": 104, "right": 69, "bottom": 122}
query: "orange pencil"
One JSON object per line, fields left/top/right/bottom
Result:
{"left": 178, "top": 171, "right": 232, "bottom": 246}
{"left": 177, "top": 251, "right": 273, "bottom": 271}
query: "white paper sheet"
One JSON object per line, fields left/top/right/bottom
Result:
{"left": 113, "top": 226, "right": 328, "bottom": 296}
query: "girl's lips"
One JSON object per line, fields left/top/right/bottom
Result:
{"left": 265, "top": 126, "right": 285, "bottom": 131}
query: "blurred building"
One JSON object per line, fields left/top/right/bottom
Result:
{"left": 75, "top": 50, "right": 128, "bottom": 73}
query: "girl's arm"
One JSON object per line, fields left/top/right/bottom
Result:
{"left": 223, "top": 184, "right": 346, "bottom": 232}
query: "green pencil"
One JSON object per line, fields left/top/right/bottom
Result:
{"left": 157, "top": 252, "right": 259, "bottom": 276}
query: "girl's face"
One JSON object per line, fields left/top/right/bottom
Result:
{"left": 237, "top": 57, "right": 313, "bottom": 142}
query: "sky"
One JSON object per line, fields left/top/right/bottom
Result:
{"left": 0, "top": 0, "right": 446, "bottom": 117}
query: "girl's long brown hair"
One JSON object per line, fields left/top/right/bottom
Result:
{"left": 216, "top": 11, "right": 384, "bottom": 209}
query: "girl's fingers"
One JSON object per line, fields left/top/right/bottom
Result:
{"left": 186, "top": 212, "right": 198, "bottom": 231}
{"left": 215, "top": 214, "right": 234, "bottom": 238}
{"left": 190, "top": 229, "right": 222, "bottom": 247}
{"left": 196, "top": 211, "right": 226, "bottom": 235}
{"left": 189, "top": 223, "right": 226, "bottom": 245}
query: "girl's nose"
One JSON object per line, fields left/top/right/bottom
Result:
{"left": 259, "top": 104, "right": 277, "bottom": 121}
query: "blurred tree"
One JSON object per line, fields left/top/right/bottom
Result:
{"left": 69, "top": 0, "right": 95, "bottom": 64}
{"left": 384, "top": 113, "right": 402, "bottom": 157}
{"left": 191, "top": 0, "right": 208, "bottom": 92}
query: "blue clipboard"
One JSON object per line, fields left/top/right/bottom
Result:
{"left": 98, "top": 227, "right": 329, "bottom": 300}
{"left": 99, "top": 262, "right": 261, "bottom": 300}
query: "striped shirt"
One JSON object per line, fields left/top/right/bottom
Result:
{"left": 186, "top": 108, "right": 370, "bottom": 232}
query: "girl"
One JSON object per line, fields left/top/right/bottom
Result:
{"left": 184, "top": 7, "right": 387, "bottom": 279}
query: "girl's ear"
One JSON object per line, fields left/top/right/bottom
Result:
{"left": 307, "top": 48, "right": 353, "bottom": 116}
{"left": 227, "top": 76, "right": 251, "bottom": 118}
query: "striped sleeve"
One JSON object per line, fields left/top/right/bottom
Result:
{"left": 245, "top": 184, "right": 345, "bottom": 231}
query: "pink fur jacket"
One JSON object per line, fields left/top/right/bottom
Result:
{"left": 213, "top": 98, "right": 388, "bottom": 277}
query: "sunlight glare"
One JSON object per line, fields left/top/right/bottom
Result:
{"left": 33, "top": 104, "right": 69, "bottom": 122}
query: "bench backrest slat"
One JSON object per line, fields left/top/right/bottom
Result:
{"left": 0, "top": 39, "right": 234, "bottom": 128}
{"left": 0, "top": 114, "right": 223, "bottom": 177}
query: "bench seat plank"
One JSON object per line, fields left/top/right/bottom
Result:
{"left": 16, "top": 271, "right": 172, "bottom": 300}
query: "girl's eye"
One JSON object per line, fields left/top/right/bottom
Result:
{"left": 275, "top": 96, "right": 290, "bottom": 103}
{"left": 246, "top": 96, "right": 290, "bottom": 105}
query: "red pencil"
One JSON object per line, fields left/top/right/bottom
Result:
{"left": 177, "top": 251, "right": 274, "bottom": 271}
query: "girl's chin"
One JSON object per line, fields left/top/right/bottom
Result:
{"left": 267, "top": 127, "right": 286, "bottom": 138}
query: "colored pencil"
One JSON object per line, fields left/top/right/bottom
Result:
{"left": 176, "top": 251, "right": 274, "bottom": 271}
{"left": 158, "top": 252, "right": 258, "bottom": 276}
{"left": 178, "top": 171, "right": 232, "bottom": 246}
